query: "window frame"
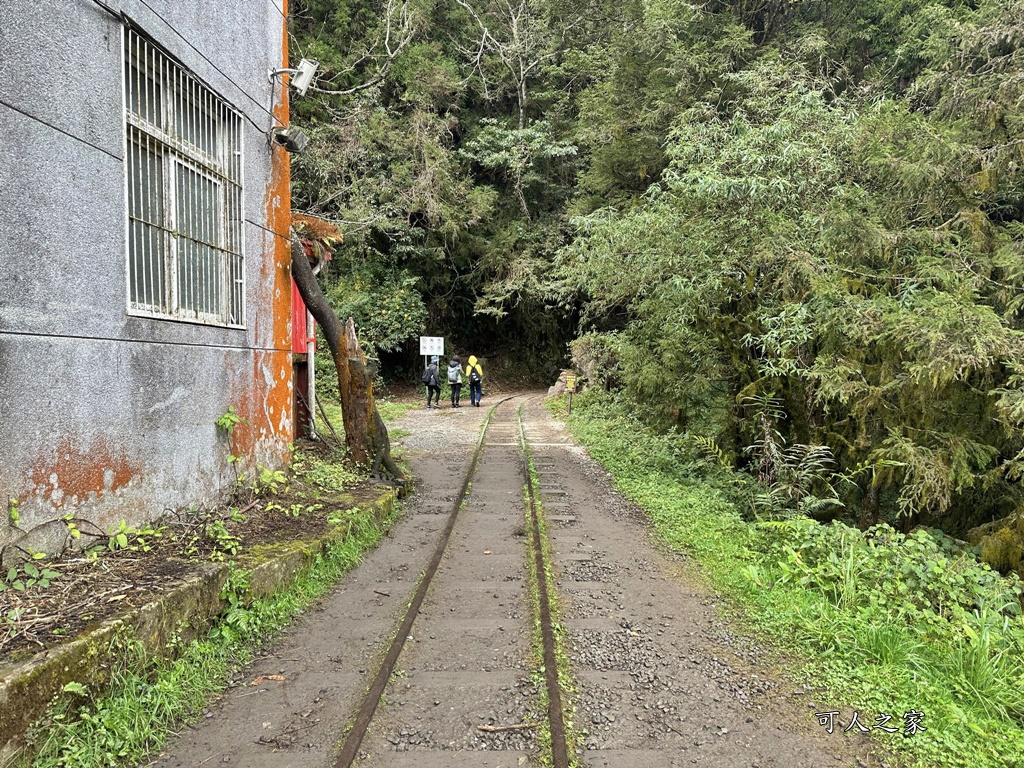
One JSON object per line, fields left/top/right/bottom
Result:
{"left": 121, "top": 24, "right": 246, "bottom": 329}
{"left": 169, "top": 155, "right": 227, "bottom": 324}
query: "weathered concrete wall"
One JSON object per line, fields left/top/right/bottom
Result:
{"left": 0, "top": 0, "right": 294, "bottom": 548}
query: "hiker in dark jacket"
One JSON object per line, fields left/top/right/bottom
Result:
{"left": 447, "top": 357, "right": 463, "bottom": 408}
{"left": 423, "top": 355, "right": 442, "bottom": 408}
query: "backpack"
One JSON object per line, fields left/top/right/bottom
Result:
{"left": 447, "top": 365, "right": 461, "bottom": 384}
{"left": 469, "top": 366, "right": 481, "bottom": 384}
{"left": 420, "top": 366, "right": 434, "bottom": 385}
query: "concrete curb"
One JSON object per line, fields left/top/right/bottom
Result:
{"left": 0, "top": 486, "right": 399, "bottom": 765}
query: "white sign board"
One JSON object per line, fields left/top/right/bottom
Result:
{"left": 419, "top": 336, "right": 445, "bottom": 357}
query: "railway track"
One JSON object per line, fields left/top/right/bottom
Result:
{"left": 152, "top": 395, "right": 882, "bottom": 768}
{"left": 335, "top": 395, "right": 573, "bottom": 768}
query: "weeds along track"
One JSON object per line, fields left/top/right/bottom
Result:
{"left": 517, "top": 401, "right": 573, "bottom": 768}
{"left": 334, "top": 395, "right": 574, "bottom": 768}
{"left": 143, "top": 395, "right": 883, "bottom": 768}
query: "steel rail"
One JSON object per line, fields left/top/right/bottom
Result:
{"left": 333, "top": 396, "right": 514, "bottom": 768}
{"left": 517, "top": 402, "right": 571, "bottom": 768}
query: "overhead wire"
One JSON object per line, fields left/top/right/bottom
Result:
{"left": 0, "top": 96, "right": 121, "bottom": 161}
{"left": 246, "top": 217, "right": 293, "bottom": 242}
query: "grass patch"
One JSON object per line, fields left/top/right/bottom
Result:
{"left": 294, "top": 445, "right": 363, "bottom": 492}
{"left": 314, "top": 399, "right": 345, "bottom": 441}
{"left": 314, "top": 398, "right": 414, "bottom": 446}
{"left": 376, "top": 399, "right": 416, "bottom": 424}
{"left": 553, "top": 390, "right": 1024, "bottom": 768}
{"left": 23, "top": 501, "right": 401, "bottom": 768}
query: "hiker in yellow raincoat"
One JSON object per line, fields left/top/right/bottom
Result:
{"left": 465, "top": 355, "right": 484, "bottom": 407}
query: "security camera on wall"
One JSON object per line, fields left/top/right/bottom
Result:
{"left": 289, "top": 59, "right": 319, "bottom": 96}
{"left": 271, "top": 126, "right": 310, "bottom": 154}
{"left": 268, "top": 58, "right": 320, "bottom": 97}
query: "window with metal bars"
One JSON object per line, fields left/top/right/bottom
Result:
{"left": 123, "top": 26, "right": 245, "bottom": 327}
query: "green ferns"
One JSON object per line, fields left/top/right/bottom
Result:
{"left": 26, "top": 502, "right": 399, "bottom": 768}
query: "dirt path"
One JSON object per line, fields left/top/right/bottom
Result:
{"left": 145, "top": 400, "right": 492, "bottom": 768}
{"left": 520, "top": 398, "right": 885, "bottom": 768}
{"left": 147, "top": 394, "right": 889, "bottom": 768}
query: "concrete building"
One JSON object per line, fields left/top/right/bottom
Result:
{"left": 0, "top": 0, "right": 295, "bottom": 551}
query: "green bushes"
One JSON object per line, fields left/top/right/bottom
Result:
{"left": 751, "top": 520, "right": 1024, "bottom": 724}
{"left": 755, "top": 521, "right": 1002, "bottom": 623}
{"left": 560, "top": 391, "right": 1024, "bottom": 767}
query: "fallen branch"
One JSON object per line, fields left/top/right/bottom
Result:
{"left": 316, "top": 395, "right": 345, "bottom": 449}
{"left": 477, "top": 722, "right": 539, "bottom": 732}
{"left": 224, "top": 500, "right": 260, "bottom": 520}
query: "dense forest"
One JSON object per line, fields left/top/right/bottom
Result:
{"left": 289, "top": 0, "right": 1024, "bottom": 563}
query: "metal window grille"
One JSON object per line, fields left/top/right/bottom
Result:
{"left": 123, "top": 26, "right": 245, "bottom": 327}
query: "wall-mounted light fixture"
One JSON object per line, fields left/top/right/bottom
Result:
{"left": 269, "top": 58, "right": 320, "bottom": 96}
{"left": 271, "top": 126, "right": 310, "bottom": 154}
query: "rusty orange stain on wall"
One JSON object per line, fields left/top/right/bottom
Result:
{"left": 226, "top": 350, "right": 292, "bottom": 462}
{"left": 266, "top": 5, "right": 292, "bottom": 353}
{"left": 29, "top": 437, "right": 140, "bottom": 508}
{"left": 263, "top": 0, "right": 294, "bottom": 443}
{"left": 228, "top": 358, "right": 261, "bottom": 459}
{"left": 234, "top": 4, "right": 294, "bottom": 461}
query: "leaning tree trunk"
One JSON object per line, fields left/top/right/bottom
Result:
{"left": 859, "top": 480, "right": 880, "bottom": 530}
{"left": 290, "top": 234, "right": 405, "bottom": 480}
